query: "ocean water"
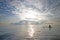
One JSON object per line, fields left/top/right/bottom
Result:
{"left": 0, "top": 25, "right": 60, "bottom": 40}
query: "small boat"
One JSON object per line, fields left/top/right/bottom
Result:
{"left": 49, "top": 25, "right": 52, "bottom": 28}
{"left": 49, "top": 25, "right": 52, "bottom": 30}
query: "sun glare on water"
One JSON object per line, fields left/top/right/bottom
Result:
{"left": 28, "top": 25, "right": 35, "bottom": 38}
{"left": 19, "top": 8, "right": 45, "bottom": 38}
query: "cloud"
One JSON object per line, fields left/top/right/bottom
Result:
{"left": 0, "top": 0, "right": 60, "bottom": 25}
{"left": 0, "top": 14, "right": 2, "bottom": 16}
{"left": 8, "top": 0, "right": 57, "bottom": 17}
{"left": 0, "top": 0, "right": 60, "bottom": 17}
{"left": 12, "top": 20, "right": 47, "bottom": 25}
{"left": 0, "top": 14, "right": 5, "bottom": 16}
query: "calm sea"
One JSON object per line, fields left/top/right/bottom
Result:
{"left": 0, "top": 25, "right": 60, "bottom": 40}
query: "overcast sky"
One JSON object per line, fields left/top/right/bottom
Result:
{"left": 0, "top": 0, "right": 60, "bottom": 26}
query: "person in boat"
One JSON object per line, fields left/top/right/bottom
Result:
{"left": 49, "top": 25, "right": 52, "bottom": 30}
{"left": 49, "top": 25, "right": 51, "bottom": 28}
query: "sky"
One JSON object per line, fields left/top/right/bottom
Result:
{"left": 0, "top": 0, "right": 60, "bottom": 26}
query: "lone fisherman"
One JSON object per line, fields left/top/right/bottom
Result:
{"left": 49, "top": 25, "right": 52, "bottom": 30}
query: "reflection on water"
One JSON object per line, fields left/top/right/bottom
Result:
{"left": 28, "top": 25, "right": 35, "bottom": 38}
{"left": 0, "top": 25, "right": 60, "bottom": 40}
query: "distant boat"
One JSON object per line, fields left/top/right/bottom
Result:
{"left": 49, "top": 25, "right": 52, "bottom": 28}
{"left": 49, "top": 25, "right": 52, "bottom": 30}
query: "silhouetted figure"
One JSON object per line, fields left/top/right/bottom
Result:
{"left": 49, "top": 25, "right": 52, "bottom": 30}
